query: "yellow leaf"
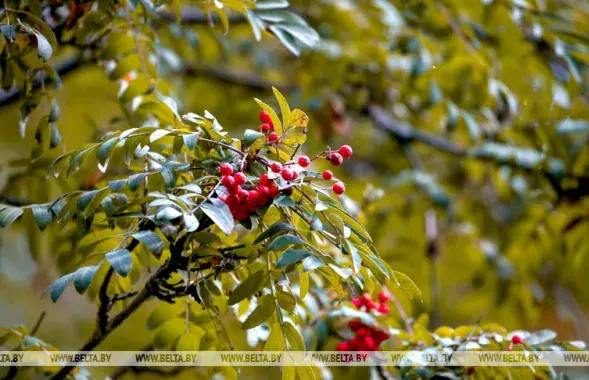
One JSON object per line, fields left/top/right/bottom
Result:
{"left": 265, "top": 322, "right": 286, "bottom": 351}
{"left": 283, "top": 366, "right": 296, "bottom": 380}
{"left": 288, "top": 109, "right": 309, "bottom": 128}
{"left": 273, "top": 86, "right": 292, "bottom": 130}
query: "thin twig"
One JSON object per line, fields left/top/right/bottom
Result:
{"left": 30, "top": 311, "right": 46, "bottom": 335}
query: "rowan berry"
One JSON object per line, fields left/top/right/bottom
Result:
{"left": 268, "top": 132, "right": 279, "bottom": 144}
{"left": 333, "top": 182, "right": 345, "bottom": 195}
{"left": 339, "top": 145, "right": 353, "bottom": 158}
{"left": 220, "top": 163, "right": 233, "bottom": 176}
{"left": 271, "top": 162, "right": 282, "bottom": 173}
{"left": 234, "top": 172, "right": 246, "bottom": 185}
{"left": 298, "top": 156, "right": 310, "bottom": 167}
{"left": 328, "top": 152, "right": 343, "bottom": 166}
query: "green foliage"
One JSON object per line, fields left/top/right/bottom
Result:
{"left": 0, "top": 0, "right": 588, "bottom": 379}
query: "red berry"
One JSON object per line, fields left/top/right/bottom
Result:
{"left": 339, "top": 145, "right": 353, "bottom": 158}
{"left": 220, "top": 163, "right": 233, "bottom": 176}
{"left": 348, "top": 337, "right": 359, "bottom": 351}
{"left": 322, "top": 170, "right": 333, "bottom": 180}
{"left": 248, "top": 190, "right": 259, "bottom": 203}
{"left": 511, "top": 334, "right": 524, "bottom": 345}
{"left": 222, "top": 175, "right": 235, "bottom": 188}
{"left": 234, "top": 172, "right": 246, "bottom": 185}
{"left": 260, "top": 174, "right": 271, "bottom": 186}
{"left": 292, "top": 171, "right": 299, "bottom": 180}
{"left": 352, "top": 298, "right": 362, "bottom": 308}
{"left": 258, "top": 186, "right": 270, "bottom": 196}
{"left": 348, "top": 320, "right": 363, "bottom": 331}
{"left": 377, "top": 303, "right": 390, "bottom": 314}
{"left": 357, "top": 328, "right": 368, "bottom": 337}
{"left": 336, "top": 342, "right": 350, "bottom": 352}
{"left": 236, "top": 210, "right": 248, "bottom": 220}
{"left": 378, "top": 291, "right": 390, "bottom": 303}
{"left": 268, "top": 185, "right": 279, "bottom": 198}
{"left": 361, "top": 292, "right": 372, "bottom": 302}
{"left": 328, "top": 152, "right": 343, "bottom": 166}
{"left": 260, "top": 110, "right": 273, "bottom": 125}
{"left": 364, "top": 299, "right": 377, "bottom": 311}
{"left": 364, "top": 336, "right": 375, "bottom": 350}
{"left": 298, "top": 156, "right": 310, "bottom": 167}
{"left": 260, "top": 123, "right": 271, "bottom": 133}
{"left": 268, "top": 132, "right": 279, "bottom": 144}
{"left": 332, "top": 182, "right": 345, "bottom": 195}
{"left": 281, "top": 169, "right": 294, "bottom": 181}
{"left": 237, "top": 188, "right": 249, "bottom": 200}
{"left": 271, "top": 162, "right": 282, "bottom": 173}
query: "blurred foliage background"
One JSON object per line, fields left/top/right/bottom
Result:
{"left": 1, "top": 0, "right": 589, "bottom": 378}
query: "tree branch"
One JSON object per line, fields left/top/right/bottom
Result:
{"left": 157, "top": 7, "right": 248, "bottom": 25}
{"left": 182, "top": 64, "right": 293, "bottom": 92}
{"left": 368, "top": 105, "right": 589, "bottom": 201}
{"left": 49, "top": 262, "right": 173, "bottom": 380}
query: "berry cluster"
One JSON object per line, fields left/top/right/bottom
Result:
{"left": 337, "top": 321, "right": 390, "bottom": 352}
{"left": 218, "top": 163, "right": 279, "bottom": 221}
{"left": 351, "top": 291, "right": 391, "bottom": 314}
{"left": 323, "top": 145, "right": 353, "bottom": 195}
{"left": 336, "top": 291, "right": 391, "bottom": 352}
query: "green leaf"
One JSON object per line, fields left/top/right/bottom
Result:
{"left": 254, "top": 222, "right": 294, "bottom": 245}
{"left": 276, "top": 249, "right": 312, "bottom": 268}
{"left": 19, "top": 22, "right": 52, "bottom": 61}
{"left": 0, "top": 206, "right": 23, "bottom": 228}
{"left": 201, "top": 198, "right": 234, "bottom": 236}
{"left": 129, "top": 173, "right": 148, "bottom": 192}
{"left": 244, "top": 129, "right": 265, "bottom": 145}
{"left": 31, "top": 205, "right": 52, "bottom": 231}
{"left": 392, "top": 271, "right": 422, "bottom": 302}
{"left": 150, "top": 129, "right": 172, "bottom": 143}
{"left": 109, "top": 179, "right": 128, "bottom": 191}
{"left": 360, "top": 252, "right": 390, "bottom": 283}
{"left": 133, "top": 231, "right": 164, "bottom": 258}
{"left": 344, "top": 240, "right": 362, "bottom": 273}
{"left": 302, "top": 256, "right": 323, "bottom": 272}
{"left": 160, "top": 167, "right": 177, "bottom": 188}
{"left": 43, "top": 273, "right": 75, "bottom": 302}
{"left": 182, "top": 133, "right": 199, "bottom": 150}
{"left": 275, "top": 289, "right": 296, "bottom": 312}
{"left": 73, "top": 265, "right": 100, "bottom": 294}
{"left": 557, "top": 119, "right": 589, "bottom": 134}
{"left": 156, "top": 206, "right": 182, "bottom": 221}
{"left": 242, "top": 294, "right": 275, "bottom": 329}
{"left": 183, "top": 213, "right": 200, "bottom": 232}
{"left": 97, "top": 137, "right": 119, "bottom": 165}
{"left": 78, "top": 190, "right": 101, "bottom": 211}
{"left": 267, "top": 234, "right": 305, "bottom": 252}
{"left": 228, "top": 269, "right": 267, "bottom": 305}
{"left": 106, "top": 249, "right": 132, "bottom": 277}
